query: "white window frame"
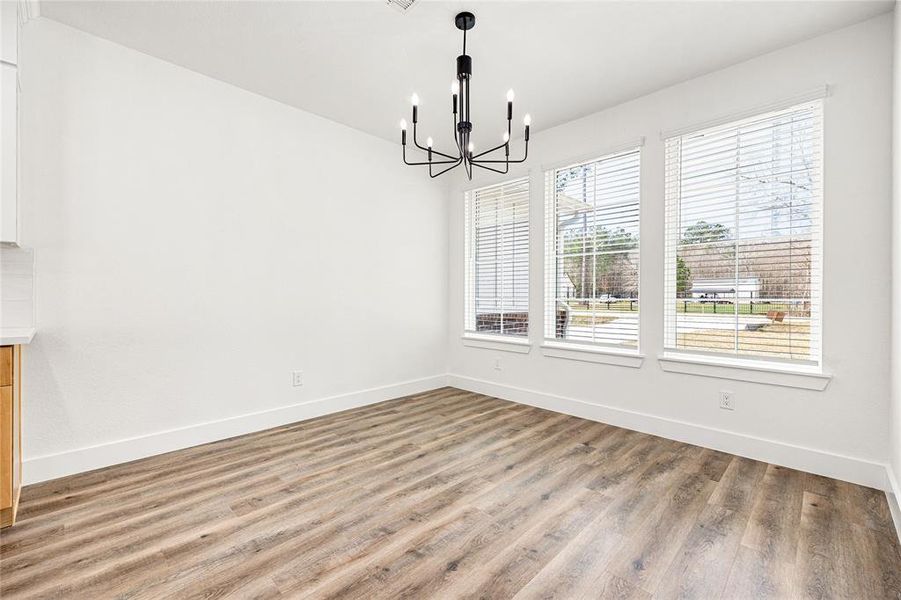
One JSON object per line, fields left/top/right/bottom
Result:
{"left": 661, "top": 96, "right": 829, "bottom": 387}
{"left": 541, "top": 144, "right": 644, "bottom": 367}
{"left": 463, "top": 176, "right": 531, "bottom": 349}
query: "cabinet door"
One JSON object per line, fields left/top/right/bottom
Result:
{"left": 0, "top": 385, "right": 11, "bottom": 511}
{"left": 0, "top": 62, "right": 16, "bottom": 245}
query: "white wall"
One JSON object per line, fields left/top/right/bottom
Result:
{"left": 448, "top": 14, "right": 893, "bottom": 488}
{"left": 18, "top": 18, "right": 447, "bottom": 483}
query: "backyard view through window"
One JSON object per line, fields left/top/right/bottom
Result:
{"left": 464, "top": 178, "right": 530, "bottom": 337}
{"left": 664, "top": 101, "right": 822, "bottom": 365}
{"left": 545, "top": 148, "right": 641, "bottom": 348}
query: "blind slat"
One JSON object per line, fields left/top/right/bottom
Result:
{"left": 545, "top": 148, "right": 641, "bottom": 349}
{"left": 664, "top": 100, "right": 823, "bottom": 364}
{"left": 465, "top": 177, "right": 530, "bottom": 338}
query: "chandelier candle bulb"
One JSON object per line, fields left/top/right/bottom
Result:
{"left": 427, "top": 137, "right": 433, "bottom": 148}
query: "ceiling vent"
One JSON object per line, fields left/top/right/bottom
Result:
{"left": 386, "top": 0, "right": 419, "bottom": 13}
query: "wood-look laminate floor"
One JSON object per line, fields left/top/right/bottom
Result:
{"left": 2, "top": 388, "right": 900, "bottom": 599}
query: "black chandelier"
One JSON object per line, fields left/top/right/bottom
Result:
{"left": 400, "top": 11, "right": 531, "bottom": 180}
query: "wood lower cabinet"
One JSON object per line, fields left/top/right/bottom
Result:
{"left": 1, "top": 345, "right": 21, "bottom": 528}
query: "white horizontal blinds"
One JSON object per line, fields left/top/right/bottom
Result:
{"left": 546, "top": 149, "right": 640, "bottom": 348}
{"left": 664, "top": 101, "right": 823, "bottom": 364}
{"left": 465, "top": 177, "right": 530, "bottom": 337}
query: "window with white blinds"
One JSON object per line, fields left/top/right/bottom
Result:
{"left": 464, "top": 177, "right": 530, "bottom": 338}
{"left": 545, "top": 149, "right": 641, "bottom": 348}
{"left": 664, "top": 100, "right": 823, "bottom": 366}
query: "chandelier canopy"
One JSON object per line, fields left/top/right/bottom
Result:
{"left": 400, "top": 12, "right": 531, "bottom": 180}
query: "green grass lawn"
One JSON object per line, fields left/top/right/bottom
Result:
{"left": 563, "top": 300, "right": 808, "bottom": 316}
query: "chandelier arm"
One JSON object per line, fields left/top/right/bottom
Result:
{"left": 430, "top": 157, "right": 464, "bottom": 178}
{"left": 473, "top": 141, "right": 528, "bottom": 164}
{"left": 403, "top": 144, "right": 459, "bottom": 166}
{"left": 472, "top": 161, "right": 510, "bottom": 175}
{"left": 412, "top": 121, "right": 458, "bottom": 161}
{"left": 471, "top": 142, "right": 508, "bottom": 160}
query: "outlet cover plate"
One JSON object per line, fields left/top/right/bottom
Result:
{"left": 720, "top": 390, "right": 734, "bottom": 410}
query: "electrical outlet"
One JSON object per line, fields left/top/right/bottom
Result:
{"left": 719, "top": 390, "right": 734, "bottom": 411}
{"left": 292, "top": 370, "right": 304, "bottom": 387}
{"left": 494, "top": 358, "right": 502, "bottom": 371}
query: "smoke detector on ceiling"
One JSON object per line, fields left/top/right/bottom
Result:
{"left": 386, "top": 0, "right": 419, "bottom": 13}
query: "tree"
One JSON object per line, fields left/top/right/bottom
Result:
{"left": 555, "top": 164, "right": 593, "bottom": 193}
{"left": 676, "top": 256, "right": 692, "bottom": 298}
{"left": 682, "top": 221, "right": 731, "bottom": 245}
{"left": 561, "top": 225, "right": 638, "bottom": 299}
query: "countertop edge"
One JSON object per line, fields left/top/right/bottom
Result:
{"left": 1, "top": 328, "right": 36, "bottom": 346}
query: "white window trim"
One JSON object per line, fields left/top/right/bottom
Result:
{"left": 661, "top": 98, "right": 825, "bottom": 371}
{"left": 540, "top": 137, "right": 645, "bottom": 173}
{"left": 658, "top": 352, "right": 831, "bottom": 391}
{"left": 543, "top": 142, "right": 644, "bottom": 359}
{"left": 461, "top": 333, "right": 532, "bottom": 354}
{"left": 659, "top": 85, "right": 829, "bottom": 140}
{"left": 463, "top": 176, "right": 531, "bottom": 340}
{"left": 541, "top": 341, "right": 644, "bottom": 368}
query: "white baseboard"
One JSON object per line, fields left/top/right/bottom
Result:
{"left": 24, "top": 374, "right": 449, "bottom": 485}
{"left": 886, "top": 465, "right": 901, "bottom": 544}
{"left": 447, "top": 374, "right": 889, "bottom": 491}
{"left": 24, "top": 371, "right": 898, "bottom": 510}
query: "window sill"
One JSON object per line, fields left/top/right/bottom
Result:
{"left": 461, "top": 334, "right": 532, "bottom": 354}
{"left": 541, "top": 342, "right": 644, "bottom": 368}
{"left": 657, "top": 353, "right": 831, "bottom": 391}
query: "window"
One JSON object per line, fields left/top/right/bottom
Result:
{"left": 464, "top": 177, "right": 530, "bottom": 338}
{"left": 544, "top": 148, "right": 641, "bottom": 349}
{"left": 664, "top": 101, "right": 823, "bottom": 367}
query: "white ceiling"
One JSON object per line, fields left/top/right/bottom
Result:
{"left": 40, "top": 1, "right": 892, "bottom": 145}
